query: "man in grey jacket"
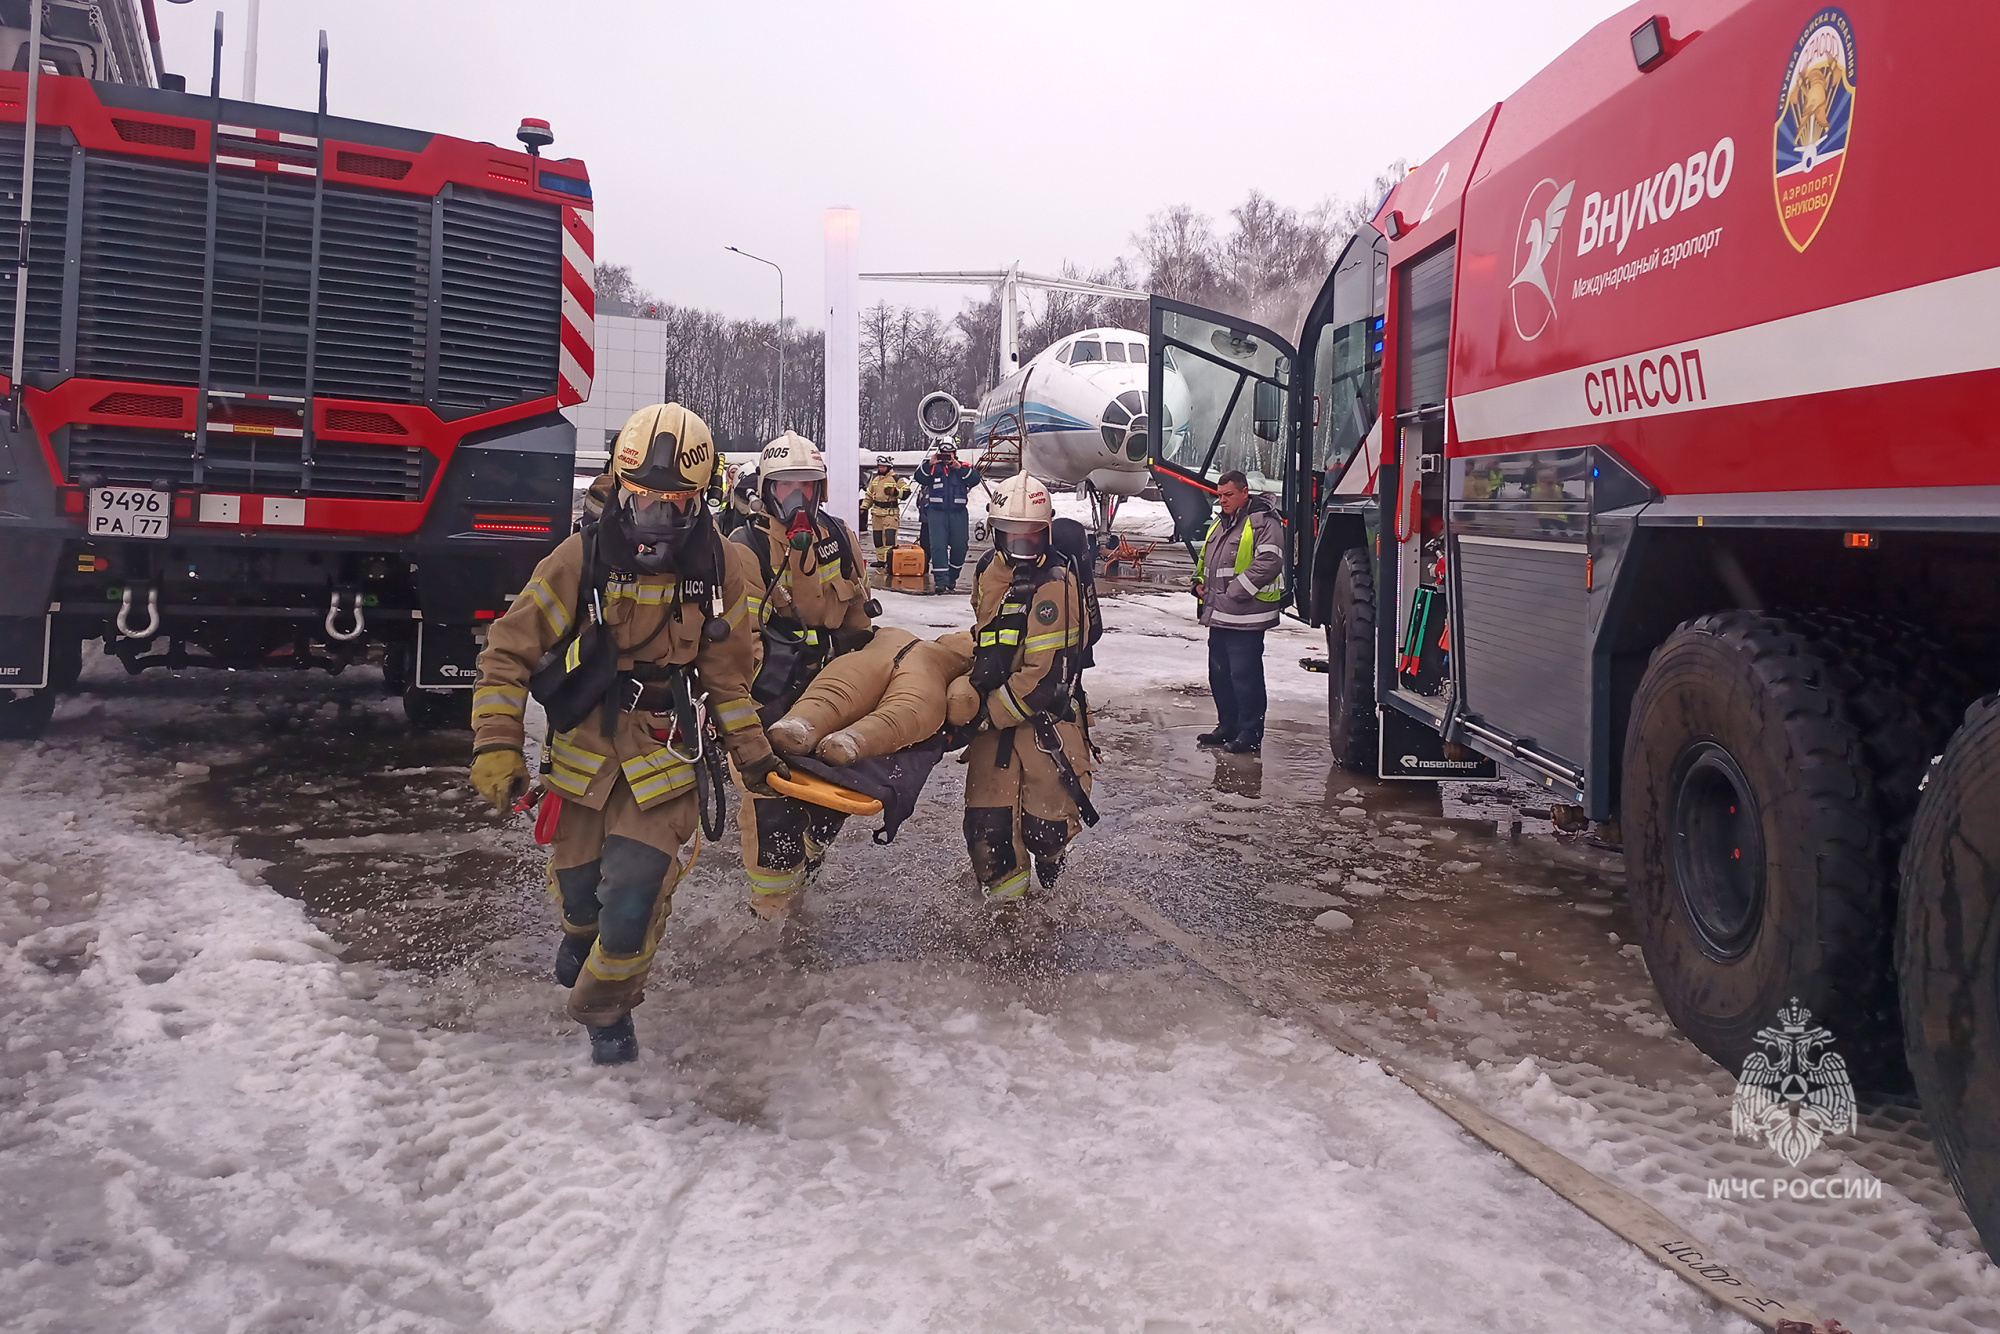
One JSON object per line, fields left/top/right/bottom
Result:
{"left": 1192, "top": 471, "right": 1284, "bottom": 753}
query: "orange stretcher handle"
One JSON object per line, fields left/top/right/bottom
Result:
{"left": 766, "top": 770, "right": 884, "bottom": 815}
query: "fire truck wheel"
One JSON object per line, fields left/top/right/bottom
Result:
{"left": 1325, "top": 549, "right": 1376, "bottom": 770}
{"left": 1624, "top": 611, "right": 1899, "bottom": 1086}
{"left": 403, "top": 686, "right": 472, "bottom": 732}
{"left": 1897, "top": 693, "right": 2000, "bottom": 1258}
{"left": 0, "top": 689, "right": 56, "bottom": 740}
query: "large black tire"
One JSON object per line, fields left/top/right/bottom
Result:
{"left": 403, "top": 686, "right": 472, "bottom": 732}
{"left": 1623, "top": 611, "right": 1930, "bottom": 1086}
{"left": 0, "top": 690, "right": 55, "bottom": 739}
{"left": 1325, "top": 549, "right": 1377, "bottom": 770}
{"left": 1898, "top": 694, "right": 2000, "bottom": 1259}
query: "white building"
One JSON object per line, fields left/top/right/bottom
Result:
{"left": 562, "top": 308, "right": 668, "bottom": 472}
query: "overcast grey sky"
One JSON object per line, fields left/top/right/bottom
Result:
{"left": 159, "top": 0, "right": 1627, "bottom": 326}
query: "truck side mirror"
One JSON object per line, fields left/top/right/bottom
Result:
{"left": 1253, "top": 380, "right": 1282, "bottom": 442}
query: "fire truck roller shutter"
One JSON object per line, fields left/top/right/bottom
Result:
{"left": 1622, "top": 611, "right": 1970, "bottom": 1092}
{"left": 1900, "top": 693, "right": 2000, "bottom": 1260}
{"left": 1448, "top": 449, "right": 1594, "bottom": 772}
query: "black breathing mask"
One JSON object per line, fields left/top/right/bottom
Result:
{"left": 607, "top": 489, "right": 702, "bottom": 574}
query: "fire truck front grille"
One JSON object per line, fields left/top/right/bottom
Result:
{"left": 64, "top": 426, "right": 433, "bottom": 503}
{"left": 207, "top": 172, "right": 317, "bottom": 396}
{"left": 0, "top": 129, "right": 75, "bottom": 378}
{"left": 308, "top": 442, "right": 432, "bottom": 500}
{"left": 316, "top": 190, "right": 430, "bottom": 403}
{"left": 64, "top": 425, "right": 198, "bottom": 487}
{"left": 76, "top": 156, "right": 208, "bottom": 383}
{"left": 437, "top": 189, "right": 562, "bottom": 412}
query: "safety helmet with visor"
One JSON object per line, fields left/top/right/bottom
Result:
{"left": 759, "top": 431, "right": 828, "bottom": 545}
{"left": 605, "top": 403, "right": 715, "bottom": 573}
{"left": 987, "top": 471, "right": 1055, "bottom": 566}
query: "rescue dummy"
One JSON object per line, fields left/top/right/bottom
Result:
{"left": 730, "top": 431, "right": 878, "bottom": 916}
{"left": 959, "top": 472, "right": 1098, "bottom": 904}
{"left": 468, "top": 403, "right": 780, "bottom": 1065}
{"left": 766, "top": 627, "right": 977, "bottom": 765}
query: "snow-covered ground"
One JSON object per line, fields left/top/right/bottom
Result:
{"left": 0, "top": 587, "right": 1991, "bottom": 1331}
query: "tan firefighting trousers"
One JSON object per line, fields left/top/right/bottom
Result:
{"left": 549, "top": 777, "right": 697, "bottom": 1026}
{"left": 729, "top": 757, "right": 848, "bottom": 901}
{"left": 772, "top": 628, "right": 977, "bottom": 763}
{"left": 962, "top": 716, "right": 1093, "bottom": 901}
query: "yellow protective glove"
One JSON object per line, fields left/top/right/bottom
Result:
{"left": 471, "top": 747, "right": 529, "bottom": 814}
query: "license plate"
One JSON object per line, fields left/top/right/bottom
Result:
{"left": 87, "top": 486, "right": 171, "bottom": 540}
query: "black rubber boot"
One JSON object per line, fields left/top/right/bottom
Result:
{"left": 553, "top": 933, "right": 594, "bottom": 988}
{"left": 1034, "top": 857, "right": 1064, "bottom": 891}
{"left": 1223, "top": 735, "right": 1262, "bottom": 755}
{"left": 587, "top": 1013, "right": 638, "bottom": 1065}
{"left": 1196, "top": 730, "right": 1230, "bottom": 747}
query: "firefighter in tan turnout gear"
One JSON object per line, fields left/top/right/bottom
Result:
{"left": 468, "top": 404, "right": 782, "bottom": 1065}
{"left": 864, "top": 455, "right": 909, "bottom": 574}
{"left": 732, "top": 431, "right": 878, "bottom": 916}
{"left": 961, "top": 473, "right": 1097, "bottom": 904}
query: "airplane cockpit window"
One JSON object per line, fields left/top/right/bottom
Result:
{"left": 1071, "top": 341, "right": 1103, "bottom": 363}
{"left": 1127, "top": 343, "right": 1146, "bottom": 362}
{"left": 1054, "top": 344, "right": 1071, "bottom": 364}
{"left": 1104, "top": 343, "right": 1127, "bottom": 362}
{"left": 1116, "top": 390, "right": 1144, "bottom": 414}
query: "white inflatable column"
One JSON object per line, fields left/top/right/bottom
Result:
{"left": 823, "top": 207, "right": 861, "bottom": 531}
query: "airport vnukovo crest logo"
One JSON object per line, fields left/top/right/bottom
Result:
{"left": 1772, "top": 8, "right": 1857, "bottom": 252}
{"left": 1731, "top": 998, "right": 1857, "bottom": 1167}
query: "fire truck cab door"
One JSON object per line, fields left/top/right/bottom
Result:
{"left": 1146, "top": 299, "right": 1295, "bottom": 547}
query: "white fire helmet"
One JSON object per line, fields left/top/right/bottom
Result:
{"left": 987, "top": 472, "right": 1054, "bottom": 564}
{"left": 760, "top": 430, "right": 827, "bottom": 526}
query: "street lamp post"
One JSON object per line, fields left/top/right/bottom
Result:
{"left": 725, "top": 245, "right": 785, "bottom": 431}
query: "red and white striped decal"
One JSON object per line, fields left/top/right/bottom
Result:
{"left": 558, "top": 206, "right": 595, "bottom": 406}
{"left": 215, "top": 124, "right": 320, "bottom": 177}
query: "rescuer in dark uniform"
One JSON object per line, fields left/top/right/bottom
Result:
{"left": 914, "top": 442, "right": 983, "bottom": 593}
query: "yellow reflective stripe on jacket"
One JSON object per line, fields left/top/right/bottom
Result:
{"left": 977, "top": 626, "right": 1022, "bottom": 647}
{"left": 547, "top": 734, "right": 607, "bottom": 796}
{"left": 989, "top": 684, "right": 1031, "bottom": 727}
{"left": 604, "top": 579, "right": 674, "bottom": 605}
{"left": 1023, "top": 627, "right": 1076, "bottom": 653}
{"left": 522, "top": 577, "right": 571, "bottom": 637}
{"left": 744, "top": 594, "right": 766, "bottom": 621}
{"left": 713, "top": 696, "right": 760, "bottom": 733}
{"left": 472, "top": 684, "right": 526, "bottom": 717}
{"left": 623, "top": 746, "right": 696, "bottom": 804}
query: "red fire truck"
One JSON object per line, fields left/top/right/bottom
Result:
{"left": 1151, "top": 1, "right": 2000, "bottom": 1253}
{"left": 0, "top": 68, "right": 593, "bottom": 735}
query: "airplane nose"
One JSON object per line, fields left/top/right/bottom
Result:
{"left": 1101, "top": 390, "right": 1150, "bottom": 463}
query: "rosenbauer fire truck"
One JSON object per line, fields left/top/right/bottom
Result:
{"left": 0, "top": 53, "right": 593, "bottom": 737}
{"left": 1150, "top": 0, "right": 2000, "bottom": 1256}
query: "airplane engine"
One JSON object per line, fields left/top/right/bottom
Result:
{"left": 917, "top": 391, "right": 965, "bottom": 441}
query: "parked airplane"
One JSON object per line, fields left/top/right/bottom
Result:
{"left": 862, "top": 267, "right": 1191, "bottom": 534}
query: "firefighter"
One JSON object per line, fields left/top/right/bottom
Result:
{"left": 914, "top": 442, "right": 983, "bottom": 593}
{"left": 468, "top": 403, "right": 783, "bottom": 1065}
{"left": 865, "top": 455, "right": 910, "bottom": 575}
{"left": 960, "top": 472, "right": 1096, "bottom": 904}
{"left": 731, "top": 430, "right": 877, "bottom": 917}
